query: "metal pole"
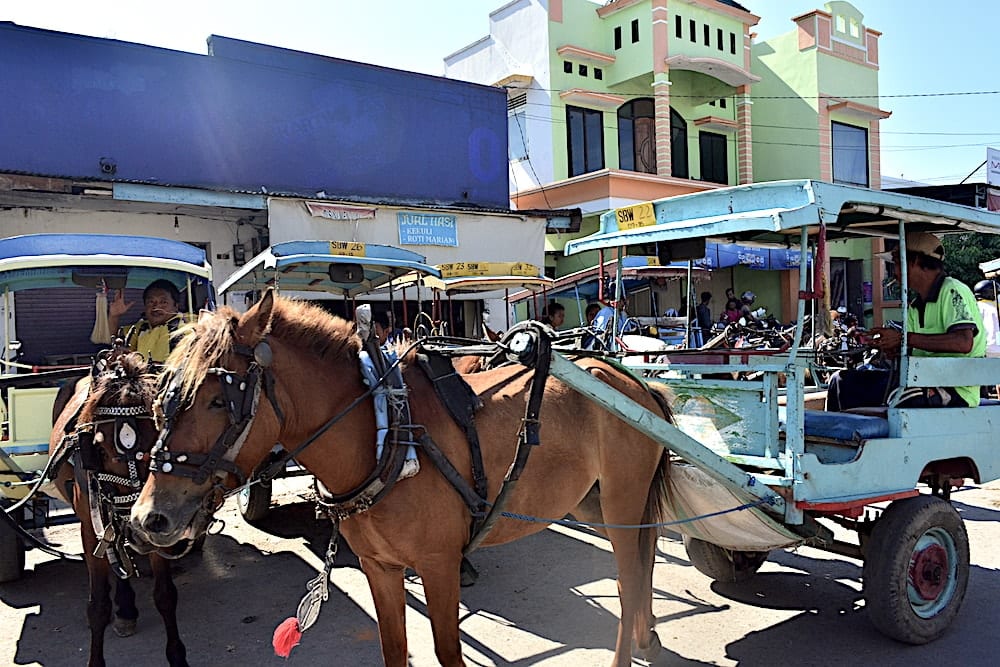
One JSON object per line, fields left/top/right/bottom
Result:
{"left": 686, "top": 259, "right": 693, "bottom": 348}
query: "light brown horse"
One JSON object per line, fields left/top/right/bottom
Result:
{"left": 130, "top": 290, "right": 674, "bottom": 666}
{"left": 50, "top": 352, "right": 188, "bottom": 667}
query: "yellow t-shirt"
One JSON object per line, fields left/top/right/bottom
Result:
{"left": 125, "top": 314, "right": 193, "bottom": 362}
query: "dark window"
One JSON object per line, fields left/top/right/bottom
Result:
{"left": 670, "top": 108, "right": 688, "bottom": 178}
{"left": 703, "top": 24, "right": 710, "bottom": 46}
{"left": 699, "top": 131, "right": 728, "bottom": 184}
{"left": 631, "top": 19, "right": 639, "bottom": 43}
{"left": 563, "top": 60, "right": 573, "bottom": 74}
{"left": 508, "top": 112, "right": 527, "bottom": 160}
{"left": 689, "top": 19, "right": 696, "bottom": 42}
{"left": 594, "top": 68, "right": 603, "bottom": 80}
{"left": 730, "top": 32, "right": 737, "bottom": 54}
{"left": 618, "top": 98, "right": 657, "bottom": 174}
{"left": 709, "top": 100, "right": 716, "bottom": 107}
{"left": 567, "top": 105, "right": 605, "bottom": 177}
{"left": 832, "top": 121, "right": 869, "bottom": 186}
{"left": 717, "top": 28, "right": 724, "bottom": 50}
{"left": 719, "top": 98, "right": 727, "bottom": 109}
{"left": 614, "top": 26, "right": 622, "bottom": 50}
{"left": 578, "top": 64, "right": 588, "bottom": 76}
{"left": 675, "top": 14, "right": 682, "bottom": 39}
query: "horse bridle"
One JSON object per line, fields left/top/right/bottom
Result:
{"left": 150, "top": 341, "right": 280, "bottom": 491}
{"left": 75, "top": 367, "right": 159, "bottom": 577}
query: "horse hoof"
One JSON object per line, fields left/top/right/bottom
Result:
{"left": 113, "top": 618, "right": 137, "bottom": 638}
{"left": 633, "top": 631, "right": 662, "bottom": 662}
{"left": 459, "top": 557, "right": 478, "bottom": 588}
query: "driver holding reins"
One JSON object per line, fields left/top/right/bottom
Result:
{"left": 826, "top": 232, "right": 986, "bottom": 410}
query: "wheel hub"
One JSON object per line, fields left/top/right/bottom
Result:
{"left": 909, "top": 543, "right": 948, "bottom": 600}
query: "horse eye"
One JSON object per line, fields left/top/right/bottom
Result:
{"left": 208, "top": 396, "right": 226, "bottom": 410}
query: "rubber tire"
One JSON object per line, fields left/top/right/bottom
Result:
{"left": 683, "top": 535, "right": 768, "bottom": 584}
{"left": 237, "top": 479, "right": 272, "bottom": 523}
{"left": 0, "top": 510, "right": 26, "bottom": 583}
{"left": 863, "top": 495, "right": 969, "bottom": 645}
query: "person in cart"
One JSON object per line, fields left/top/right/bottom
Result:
{"left": 827, "top": 232, "right": 986, "bottom": 410}
{"left": 107, "top": 279, "right": 191, "bottom": 363}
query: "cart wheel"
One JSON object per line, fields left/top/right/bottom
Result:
{"left": 863, "top": 495, "right": 969, "bottom": 644}
{"left": 0, "top": 509, "right": 26, "bottom": 583}
{"left": 237, "top": 479, "right": 272, "bottom": 523}
{"left": 683, "top": 535, "right": 769, "bottom": 583}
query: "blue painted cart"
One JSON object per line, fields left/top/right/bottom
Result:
{"left": 0, "top": 233, "right": 214, "bottom": 582}
{"left": 554, "top": 180, "right": 1000, "bottom": 644}
{"left": 217, "top": 241, "right": 441, "bottom": 520}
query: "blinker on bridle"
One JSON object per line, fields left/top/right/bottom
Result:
{"left": 150, "top": 340, "right": 280, "bottom": 487}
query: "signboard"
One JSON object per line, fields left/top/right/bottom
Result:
{"left": 397, "top": 212, "right": 458, "bottom": 247}
{"left": 305, "top": 202, "right": 377, "bottom": 221}
{"left": 614, "top": 202, "right": 656, "bottom": 230}
{"left": 989, "top": 147, "right": 1000, "bottom": 187}
{"left": 438, "top": 261, "right": 540, "bottom": 278}
{"left": 327, "top": 241, "right": 366, "bottom": 257}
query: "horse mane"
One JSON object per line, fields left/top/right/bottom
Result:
{"left": 79, "top": 352, "right": 157, "bottom": 422}
{"left": 166, "top": 296, "right": 361, "bottom": 404}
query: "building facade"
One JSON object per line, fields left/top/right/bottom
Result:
{"left": 445, "top": 0, "right": 889, "bottom": 324}
{"left": 0, "top": 22, "right": 554, "bottom": 354}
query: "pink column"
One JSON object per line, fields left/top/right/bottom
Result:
{"left": 869, "top": 119, "right": 882, "bottom": 189}
{"left": 736, "top": 85, "right": 753, "bottom": 184}
{"left": 654, "top": 80, "right": 672, "bottom": 176}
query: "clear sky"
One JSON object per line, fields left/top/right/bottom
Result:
{"left": 4, "top": 0, "right": 996, "bottom": 185}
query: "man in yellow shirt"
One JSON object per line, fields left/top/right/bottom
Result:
{"left": 108, "top": 279, "right": 190, "bottom": 363}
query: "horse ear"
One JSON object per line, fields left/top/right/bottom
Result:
{"left": 238, "top": 287, "right": 275, "bottom": 345}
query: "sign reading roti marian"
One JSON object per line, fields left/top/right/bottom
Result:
{"left": 397, "top": 212, "right": 458, "bottom": 247}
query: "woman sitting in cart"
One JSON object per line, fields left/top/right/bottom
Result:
{"left": 827, "top": 232, "right": 986, "bottom": 410}
{"left": 107, "top": 279, "right": 192, "bottom": 363}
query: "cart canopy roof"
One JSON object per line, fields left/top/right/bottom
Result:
{"left": 980, "top": 257, "right": 1000, "bottom": 278}
{"left": 0, "top": 233, "right": 212, "bottom": 292}
{"left": 396, "top": 261, "right": 554, "bottom": 295}
{"left": 565, "top": 180, "right": 1000, "bottom": 256}
{"left": 217, "top": 241, "right": 440, "bottom": 298}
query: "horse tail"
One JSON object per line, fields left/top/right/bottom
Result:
{"left": 641, "top": 381, "right": 674, "bottom": 539}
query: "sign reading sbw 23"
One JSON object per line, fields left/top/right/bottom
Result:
{"left": 397, "top": 212, "right": 458, "bottom": 247}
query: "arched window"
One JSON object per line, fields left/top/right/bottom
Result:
{"left": 617, "top": 98, "right": 656, "bottom": 174}
{"left": 670, "top": 108, "right": 688, "bottom": 179}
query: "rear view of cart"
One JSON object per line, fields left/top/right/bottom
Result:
{"left": 0, "top": 234, "right": 213, "bottom": 582}
{"left": 216, "top": 240, "right": 441, "bottom": 520}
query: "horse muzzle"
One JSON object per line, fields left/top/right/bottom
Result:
{"left": 129, "top": 487, "right": 215, "bottom": 549}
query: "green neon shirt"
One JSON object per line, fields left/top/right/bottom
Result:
{"left": 908, "top": 275, "right": 986, "bottom": 407}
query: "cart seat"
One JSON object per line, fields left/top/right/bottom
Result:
{"left": 803, "top": 409, "right": 889, "bottom": 441}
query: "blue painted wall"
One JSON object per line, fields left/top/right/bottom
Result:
{"left": 0, "top": 24, "right": 509, "bottom": 209}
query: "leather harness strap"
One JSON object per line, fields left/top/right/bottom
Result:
{"left": 415, "top": 352, "right": 489, "bottom": 530}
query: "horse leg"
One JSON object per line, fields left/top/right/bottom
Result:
{"left": 149, "top": 554, "right": 189, "bottom": 667}
{"left": 360, "top": 557, "right": 409, "bottom": 667}
{"left": 112, "top": 577, "right": 138, "bottom": 637}
{"left": 599, "top": 477, "right": 662, "bottom": 665}
{"left": 83, "top": 552, "right": 113, "bottom": 667}
{"left": 416, "top": 557, "right": 465, "bottom": 667}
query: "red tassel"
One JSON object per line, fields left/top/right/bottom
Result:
{"left": 272, "top": 617, "right": 302, "bottom": 658}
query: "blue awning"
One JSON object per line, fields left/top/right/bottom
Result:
{"left": 697, "top": 242, "right": 810, "bottom": 271}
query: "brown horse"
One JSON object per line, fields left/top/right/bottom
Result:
{"left": 49, "top": 351, "right": 188, "bottom": 667}
{"left": 130, "top": 290, "right": 674, "bottom": 666}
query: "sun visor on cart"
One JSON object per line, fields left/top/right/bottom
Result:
{"left": 71, "top": 267, "right": 128, "bottom": 290}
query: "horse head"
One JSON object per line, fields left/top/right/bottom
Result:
{"left": 130, "top": 289, "right": 366, "bottom": 548}
{"left": 58, "top": 350, "right": 176, "bottom": 560}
